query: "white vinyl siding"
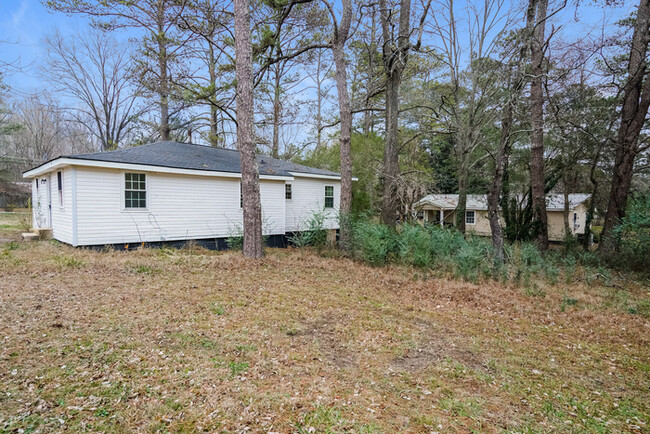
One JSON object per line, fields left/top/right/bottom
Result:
{"left": 30, "top": 168, "right": 74, "bottom": 244}
{"left": 74, "top": 167, "right": 286, "bottom": 246}
{"left": 285, "top": 177, "right": 340, "bottom": 232}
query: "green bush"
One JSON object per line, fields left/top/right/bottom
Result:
{"left": 288, "top": 211, "right": 328, "bottom": 248}
{"left": 396, "top": 224, "right": 433, "bottom": 268}
{"left": 292, "top": 215, "right": 628, "bottom": 287}
{"left": 613, "top": 193, "right": 650, "bottom": 271}
{"left": 351, "top": 220, "right": 396, "bottom": 266}
{"left": 226, "top": 225, "right": 243, "bottom": 250}
{"left": 453, "top": 239, "right": 493, "bottom": 282}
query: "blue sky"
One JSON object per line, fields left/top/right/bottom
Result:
{"left": 0, "top": 0, "right": 638, "bottom": 96}
{"left": 0, "top": 0, "right": 132, "bottom": 94}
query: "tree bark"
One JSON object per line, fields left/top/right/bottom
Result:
{"left": 487, "top": 0, "right": 537, "bottom": 263}
{"left": 600, "top": 0, "right": 650, "bottom": 254}
{"left": 529, "top": 0, "right": 549, "bottom": 250}
{"left": 208, "top": 44, "right": 219, "bottom": 146}
{"left": 563, "top": 183, "right": 571, "bottom": 239}
{"left": 314, "top": 50, "right": 325, "bottom": 150}
{"left": 381, "top": 69, "right": 402, "bottom": 226}
{"left": 234, "top": 0, "right": 264, "bottom": 259}
{"left": 363, "top": 6, "right": 378, "bottom": 135}
{"left": 487, "top": 101, "right": 510, "bottom": 263}
{"left": 379, "top": 0, "right": 412, "bottom": 226}
{"left": 271, "top": 64, "right": 282, "bottom": 158}
{"left": 456, "top": 161, "right": 468, "bottom": 233}
{"left": 583, "top": 149, "right": 600, "bottom": 249}
{"left": 157, "top": 3, "right": 170, "bottom": 141}
{"left": 324, "top": 0, "right": 353, "bottom": 248}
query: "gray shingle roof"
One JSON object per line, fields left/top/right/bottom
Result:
{"left": 60, "top": 141, "right": 340, "bottom": 178}
{"left": 416, "top": 193, "right": 591, "bottom": 211}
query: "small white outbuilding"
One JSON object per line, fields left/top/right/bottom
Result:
{"left": 23, "top": 141, "right": 344, "bottom": 248}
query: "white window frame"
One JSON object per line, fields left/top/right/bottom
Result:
{"left": 465, "top": 210, "right": 476, "bottom": 225}
{"left": 122, "top": 172, "right": 148, "bottom": 212}
{"left": 324, "top": 185, "right": 334, "bottom": 208}
{"left": 285, "top": 183, "right": 292, "bottom": 200}
{"left": 57, "top": 170, "right": 64, "bottom": 209}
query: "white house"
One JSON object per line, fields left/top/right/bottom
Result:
{"left": 415, "top": 193, "right": 591, "bottom": 242}
{"left": 23, "top": 141, "right": 346, "bottom": 248}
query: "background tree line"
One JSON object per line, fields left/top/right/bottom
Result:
{"left": 0, "top": 0, "right": 647, "bottom": 259}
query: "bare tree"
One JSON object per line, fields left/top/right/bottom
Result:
{"left": 177, "top": 0, "right": 236, "bottom": 146}
{"left": 305, "top": 48, "right": 335, "bottom": 150}
{"left": 379, "top": 0, "right": 432, "bottom": 226}
{"left": 600, "top": 0, "right": 650, "bottom": 254}
{"left": 235, "top": 0, "right": 264, "bottom": 258}
{"left": 45, "top": 0, "right": 190, "bottom": 141}
{"left": 13, "top": 95, "right": 67, "bottom": 162}
{"left": 45, "top": 31, "right": 145, "bottom": 151}
{"left": 430, "top": 0, "right": 512, "bottom": 234}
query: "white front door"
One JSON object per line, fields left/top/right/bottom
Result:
{"left": 35, "top": 177, "right": 51, "bottom": 228}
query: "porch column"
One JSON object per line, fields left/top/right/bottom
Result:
{"left": 440, "top": 209, "right": 444, "bottom": 228}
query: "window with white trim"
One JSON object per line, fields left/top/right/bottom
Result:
{"left": 285, "top": 184, "right": 292, "bottom": 200}
{"left": 324, "top": 185, "right": 334, "bottom": 208}
{"left": 124, "top": 173, "right": 146, "bottom": 209}
{"left": 57, "top": 171, "right": 63, "bottom": 207}
{"left": 465, "top": 210, "right": 475, "bottom": 225}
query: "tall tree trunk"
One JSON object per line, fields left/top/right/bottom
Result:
{"left": 234, "top": 0, "right": 264, "bottom": 259}
{"left": 363, "top": 6, "right": 378, "bottom": 135}
{"left": 209, "top": 44, "right": 219, "bottom": 146}
{"left": 563, "top": 182, "right": 571, "bottom": 239}
{"left": 488, "top": 0, "right": 536, "bottom": 263}
{"left": 379, "top": 0, "right": 412, "bottom": 226}
{"left": 600, "top": 0, "right": 650, "bottom": 254}
{"left": 488, "top": 98, "right": 512, "bottom": 262}
{"left": 157, "top": 7, "right": 170, "bottom": 142}
{"left": 271, "top": 65, "right": 282, "bottom": 158}
{"left": 529, "top": 0, "right": 549, "bottom": 250}
{"left": 381, "top": 71, "right": 402, "bottom": 225}
{"left": 331, "top": 0, "right": 353, "bottom": 248}
{"left": 315, "top": 51, "right": 324, "bottom": 150}
{"left": 583, "top": 150, "right": 600, "bottom": 249}
{"left": 456, "top": 161, "right": 468, "bottom": 233}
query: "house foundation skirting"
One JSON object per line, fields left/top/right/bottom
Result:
{"left": 65, "top": 230, "right": 340, "bottom": 251}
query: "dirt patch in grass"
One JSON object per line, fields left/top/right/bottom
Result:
{"left": 391, "top": 321, "right": 486, "bottom": 373}
{"left": 0, "top": 241, "right": 648, "bottom": 432}
{"left": 293, "top": 314, "right": 358, "bottom": 369}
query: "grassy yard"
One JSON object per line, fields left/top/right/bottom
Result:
{"left": 0, "top": 237, "right": 648, "bottom": 432}
{"left": 0, "top": 210, "right": 30, "bottom": 242}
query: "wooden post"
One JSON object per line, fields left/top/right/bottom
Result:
{"left": 327, "top": 229, "right": 337, "bottom": 247}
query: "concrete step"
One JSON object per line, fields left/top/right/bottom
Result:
{"left": 22, "top": 232, "right": 40, "bottom": 242}
{"left": 35, "top": 228, "right": 53, "bottom": 240}
{"left": 28, "top": 228, "right": 53, "bottom": 240}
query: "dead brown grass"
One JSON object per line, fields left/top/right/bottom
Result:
{"left": 0, "top": 240, "right": 648, "bottom": 432}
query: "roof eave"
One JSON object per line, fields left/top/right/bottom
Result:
{"left": 289, "top": 171, "right": 354, "bottom": 181}
{"left": 23, "top": 157, "right": 295, "bottom": 181}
